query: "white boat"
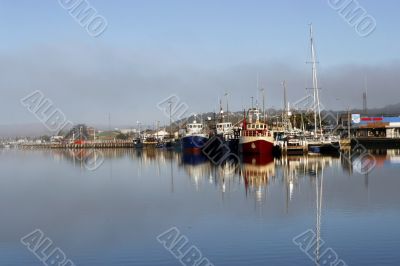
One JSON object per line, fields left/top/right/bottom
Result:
{"left": 216, "top": 122, "right": 234, "bottom": 141}
{"left": 215, "top": 98, "right": 234, "bottom": 141}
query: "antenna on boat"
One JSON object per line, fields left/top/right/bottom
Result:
{"left": 224, "top": 91, "right": 229, "bottom": 122}
{"left": 260, "top": 87, "right": 266, "bottom": 123}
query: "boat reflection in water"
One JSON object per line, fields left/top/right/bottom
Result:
{"left": 29, "top": 148, "right": 400, "bottom": 201}
{"left": 241, "top": 155, "right": 275, "bottom": 202}
{"left": 180, "top": 153, "right": 213, "bottom": 190}
{"left": 178, "top": 151, "right": 345, "bottom": 206}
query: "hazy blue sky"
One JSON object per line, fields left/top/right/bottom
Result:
{"left": 0, "top": 0, "right": 399, "bottom": 127}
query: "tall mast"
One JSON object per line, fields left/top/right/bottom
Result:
{"left": 310, "top": 24, "right": 322, "bottom": 137}
{"left": 282, "top": 81, "right": 292, "bottom": 131}
{"left": 347, "top": 107, "right": 351, "bottom": 141}
{"left": 282, "top": 81, "right": 287, "bottom": 130}
{"left": 283, "top": 81, "right": 288, "bottom": 130}
{"left": 168, "top": 100, "right": 172, "bottom": 139}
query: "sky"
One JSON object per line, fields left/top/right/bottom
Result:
{"left": 0, "top": 0, "right": 399, "bottom": 128}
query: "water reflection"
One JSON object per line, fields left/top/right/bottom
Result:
{"left": 24, "top": 148, "right": 400, "bottom": 194}
{"left": 2, "top": 148, "right": 400, "bottom": 266}
{"left": 241, "top": 155, "right": 275, "bottom": 203}
{"left": 15, "top": 148, "right": 400, "bottom": 211}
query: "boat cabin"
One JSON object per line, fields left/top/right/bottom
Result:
{"left": 216, "top": 122, "right": 233, "bottom": 135}
{"left": 242, "top": 108, "right": 272, "bottom": 137}
{"left": 186, "top": 120, "right": 204, "bottom": 135}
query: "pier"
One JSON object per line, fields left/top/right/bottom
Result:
{"left": 20, "top": 140, "right": 135, "bottom": 149}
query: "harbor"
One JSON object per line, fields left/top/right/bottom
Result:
{"left": 2, "top": 1, "right": 400, "bottom": 265}
{"left": 11, "top": 24, "right": 400, "bottom": 157}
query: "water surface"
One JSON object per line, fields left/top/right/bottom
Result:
{"left": 0, "top": 148, "right": 399, "bottom": 265}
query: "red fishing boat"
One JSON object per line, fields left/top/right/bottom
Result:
{"left": 239, "top": 108, "right": 274, "bottom": 155}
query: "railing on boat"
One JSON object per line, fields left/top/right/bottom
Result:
{"left": 242, "top": 130, "right": 272, "bottom": 137}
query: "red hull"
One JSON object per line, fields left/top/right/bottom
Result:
{"left": 240, "top": 139, "right": 274, "bottom": 155}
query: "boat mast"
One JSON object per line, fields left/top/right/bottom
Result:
{"left": 137, "top": 121, "right": 141, "bottom": 139}
{"left": 224, "top": 91, "right": 229, "bottom": 122}
{"left": 282, "top": 80, "right": 288, "bottom": 131}
{"left": 309, "top": 24, "right": 322, "bottom": 137}
{"left": 260, "top": 87, "right": 265, "bottom": 123}
{"left": 257, "top": 73, "right": 266, "bottom": 123}
{"left": 347, "top": 107, "right": 351, "bottom": 141}
{"left": 168, "top": 100, "right": 172, "bottom": 139}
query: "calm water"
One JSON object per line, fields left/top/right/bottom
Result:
{"left": 1, "top": 148, "right": 400, "bottom": 266}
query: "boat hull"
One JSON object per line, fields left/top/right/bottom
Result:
{"left": 308, "top": 142, "right": 340, "bottom": 155}
{"left": 239, "top": 136, "right": 274, "bottom": 155}
{"left": 181, "top": 135, "right": 209, "bottom": 153}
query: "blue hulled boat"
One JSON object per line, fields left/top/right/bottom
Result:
{"left": 181, "top": 119, "right": 209, "bottom": 153}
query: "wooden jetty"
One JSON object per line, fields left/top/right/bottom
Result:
{"left": 20, "top": 140, "right": 135, "bottom": 149}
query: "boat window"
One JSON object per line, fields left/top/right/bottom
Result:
{"left": 189, "top": 125, "right": 192, "bottom": 128}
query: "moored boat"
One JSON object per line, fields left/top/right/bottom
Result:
{"left": 239, "top": 108, "right": 274, "bottom": 155}
{"left": 181, "top": 119, "right": 209, "bottom": 153}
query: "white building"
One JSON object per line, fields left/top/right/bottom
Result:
{"left": 154, "top": 130, "right": 170, "bottom": 140}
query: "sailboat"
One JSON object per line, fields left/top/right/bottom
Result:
{"left": 306, "top": 24, "right": 340, "bottom": 155}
